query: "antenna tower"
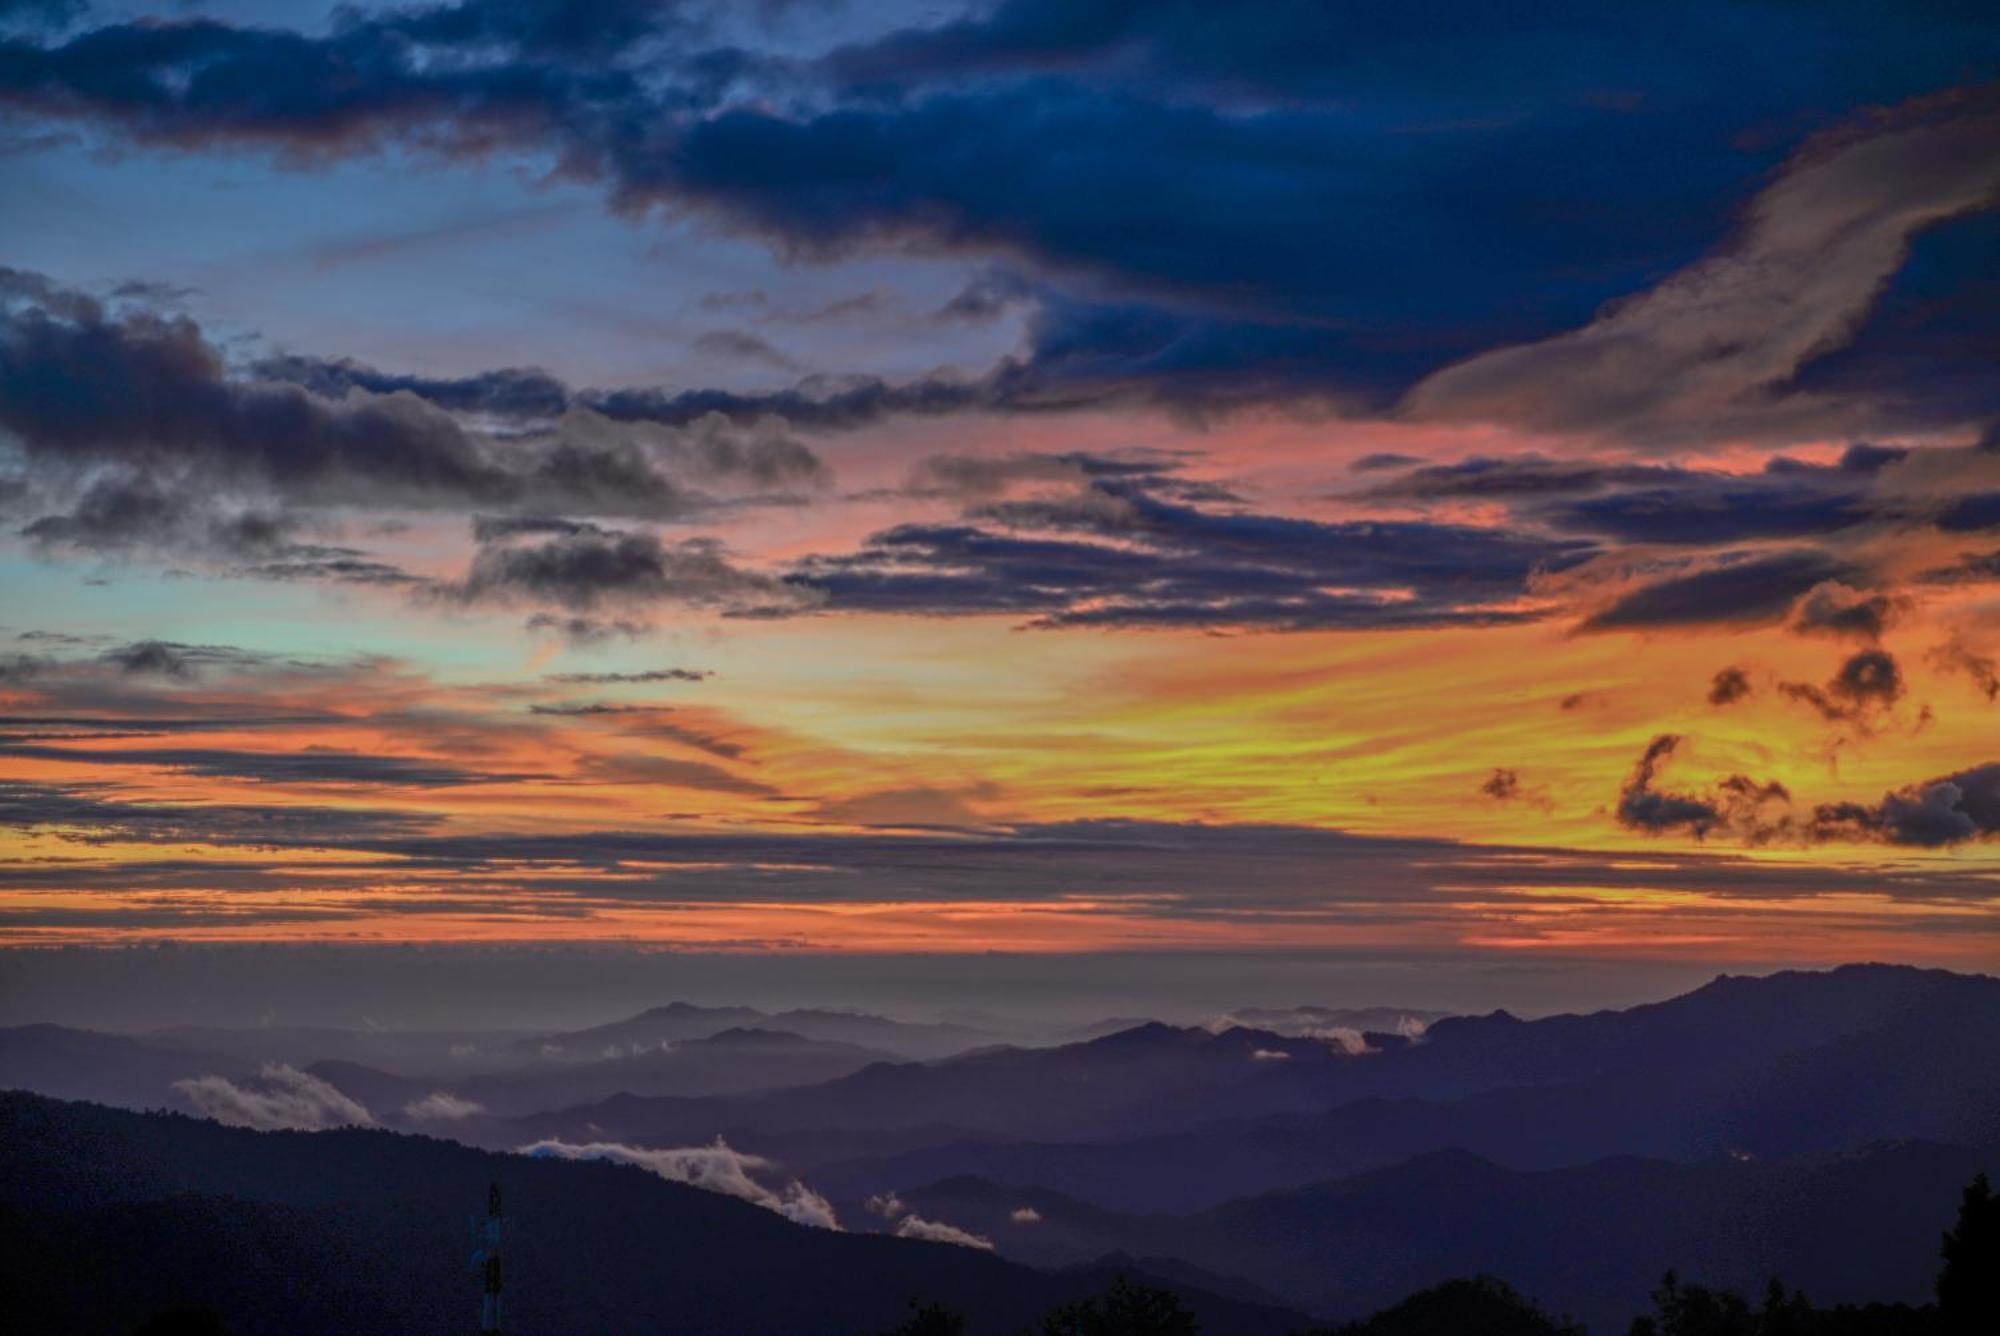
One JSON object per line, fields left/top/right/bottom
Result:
{"left": 471, "top": 1180, "right": 504, "bottom": 1333}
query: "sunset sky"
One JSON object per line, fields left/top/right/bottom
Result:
{"left": 2, "top": 0, "right": 1998, "bottom": 978}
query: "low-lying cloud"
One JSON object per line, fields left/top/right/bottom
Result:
{"left": 402, "top": 1091, "right": 486, "bottom": 1121}
{"left": 864, "top": 1189, "right": 995, "bottom": 1250}
{"left": 520, "top": 1137, "right": 839, "bottom": 1229}
{"left": 174, "top": 1063, "right": 373, "bottom": 1131}
{"left": 893, "top": 1214, "right": 996, "bottom": 1250}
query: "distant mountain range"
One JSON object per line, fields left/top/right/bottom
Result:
{"left": 473, "top": 965, "right": 2000, "bottom": 1203}
{"left": 484, "top": 1018, "right": 1408, "bottom": 1155}
{"left": 0, "top": 1001, "right": 1015, "bottom": 1123}
{"left": 511, "top": 1001, "right": 1007, "bottom": 1062}
{"left": 892, "top": 1140, "right": 1988, "bottom": 1333}
{"left": 800, "top": 965, "right": 2000, "bottom": 1212}
{"left": 0, "top": 1023, "right": 239, "bottom": 1111}
{"left": 312, "top": 1027, "right": 907, "bottom": 1117}
{"left": 4, "top": 963, "right": 1996, "bottom": 1330}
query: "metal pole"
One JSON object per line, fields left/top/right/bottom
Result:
{"left": 472, "top": 1180, "right": 504, "bottom": 1333}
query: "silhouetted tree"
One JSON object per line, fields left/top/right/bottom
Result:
{"left": 1627, "top": 1269, "right": 1945, "bottom": 1335}
{"left": 1305, "top": 1276, "right": 1582, "bottom": 1335}
{"left": 132, "top": 1307, "right": 229, "bottom": 1336}
{"left": 1040, "top": 1275, "right": 1200, "bottom": 1335}
{"left": 1629, "top": 1272, "right": 1757, "bottom": 1336}
{"left": 1756, "top": 1279, "right": 1816, "bottom": 1336}
{"left": 1620, "top": 1173, "right": 2000, "bottom": 1335}
{"left": 882, "top": 1298, "right": 968, "bottom": 1336}
{"left": 1938, "top": 1172, "right": 1997, "bottom": 1334}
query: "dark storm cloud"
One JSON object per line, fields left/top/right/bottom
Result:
{"left": 642, "top": 414, "right": 829, "bottom": 489}
{"left": 611, "top": 86, "right": 1731, "bottom": 336}
{"left": 691, "top": 329, "right": 798, "bottom": 372}
{"left": 1367, "top": 457, "right": 1694, "bottom": 502}
{"left": 522, "top": 613, "right": 654, "bottom": 645}
{"left": 570, "top": 751, "right": 772, "bottom": 796}
{"left": 585, "top": 371, "right": 997, "bottom": 431}
{"left": 11, "top": 773, "right": 2000, "bottom": 936}
{"left": 1403, "top": 89, "right": 2000, "bottom": 446}
{"left": 0, "top": 641, "right": 357, "bottom": 726}
{"left": 524, "top": 703, "right": 745, "bottom": 761}
{"left": 1928, "top": 638, "right": 1999, "bottom": 702}
{"left": 1350, "top": 454, "right": 1421, "bottom": 474}
{"left": 1809, "top": 764, "right": 2000, "bottom": 847}
{"left": 0, "top": 271, "right": 726, "bottom": 531}
{"left": 1790, "top": 583, "right": 1901, "bottom": 640}
{"left": 342, "top": 816, "right": 2000, "bottom": 907}
{"left": 1939, "top": 493, "right": 2000, "bottom": 531}
{"left": 0, "top": 270, "right": 510, "bottom": 504}
{"left": 0, "top": 712, "right": 336, "bottom": 734}
{"left": 1812, "top": 443, "right": 1913, "bottom": 475}
{"left": 16, "top": 471, "right": 419, "bottom": 583}
{"left": 1479, "top": 769, "right": 1547, "bottom": 809}
{"left": 0, "top": 742, "right": 530, "bottom": 787}
{"left": 0, "top": 774, "right": 1344, "bottom": 900}
{"left": 0, "top": 0, "right": 83, "bottom": 27}
{"left": 1579, "top": 551, "right": 1857, "bottom": 633}
{"left": 968, "top": 286, "right": 1602, "bottom": 415}
{"left": 541, "top": 668, "right": 710, "bottom": 685}
{"left": 471, "top": 514, "right": 611, "bottom": 542}
{"left": 526, "top": 702, "right": 642, "bottom": 716}
{"left": 618, "top": 717, "right": 743, "bottom": 761}
{"left": 256, "top": 349, "right": 845, "bottom": 490}
{"left": 985, "top": 479, "right": 1588, "bottom": 588}
{"left": 361, "top": 0, "right": 717, "bottom": 62}
{"left": 0, "top": 7, "right": 646, "bottom": 156}
{"left": 1368, "top": 450, "right": 1890, "bottom": 546}
{"left": 1551, "top": 480, "right": 1874, "bottom": 546}
{"left": 1918, "top": 548, "right": 2000, "bottom": 586}
{"left": 446, "top": 528, "right": 806, "bottom": 614}
{"left": 935, "top": 269, "right": 1031, "bottom": 323}
{"left": 1788, "top": 212, "right": 2000, "bottom": 431}
{"left": 99, "top": 639, "right": 199, "bottom": 679}
{"left": 96, "top": 639, "right": 284, "bottom": 680}
{"left": 1, "top": 0, "right": 1994, "bottom": 681}
{"left": 649, "top": 73, "right": 1995, "bottom": 393}
{"left": 1830, "top": 647, "right": 1907, "bottom": 709}
{"left": 782, "top": 476, "right": 1591, "bottom": 630}
{"left": 0, "top": 653, "right": 52, "bottom": 682}
{"left": 821, "top": 1, "right": 1996, "bottom": 112}
{"left": 236, "top": 556, "right": 421, "bottom": 586}
{"left": 1777, "top": 648, "right": 1906, "bottom": 725}
{"left": 11, "top": 629, "right": 100, "bottom": 646}
{"left": 1615, "top": 734, "right": 1789, "bottom": 841}
{"left": 2, "top": 2, "right": 1991, "bottom": 422}
{"left": 0, "top": 778, "right": 440, "bottom": 845}
{"left": 1610, "top": 730, "right": 2000, "bottom": 850}
{"left": 1708, "top": 667, "right": 1753, "bottom": 707}
{"left": 19, "top": 473, "right": 190, "bottom": 551}
{"left": 325, "top": 820, "right": 1895, "bottom": 907}
{"left": 899, "top": 449, "right": 1168, "bottom": 500}
{"left": 1616, "top": 735, "right": 1724, "bottom": 837}
{"left": 257, "top": 349, "right": 1016, "bottom": 437}
{"left": 248, "top": 354, "right": 572, "bottom": 420}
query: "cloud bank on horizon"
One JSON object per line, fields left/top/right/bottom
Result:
{"left": 0, "top": 0, "right": 1997, "bottom": 966}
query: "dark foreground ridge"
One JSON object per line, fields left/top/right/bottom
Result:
{"left": 0, "top": 1091, "right": 1306, "bottom": 1335}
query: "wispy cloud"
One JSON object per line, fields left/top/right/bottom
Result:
{"left": 520, "top": 1138, "right": 839, "bottom": 1229}
{"left": 175, "top": 1064, "right": 372, "bottom": 1131}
